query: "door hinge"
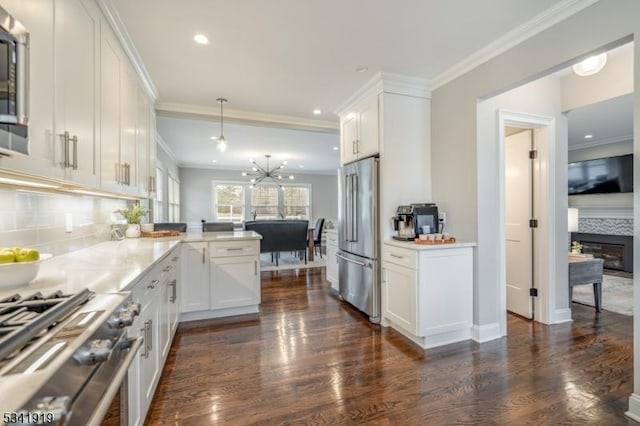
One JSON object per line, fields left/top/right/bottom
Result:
{"left": 529, "top": 150, "right": 537, "bottom": 159}
{"left": 529, "top": 219, "right": 538, "bottom": 228}
{"left": 529, "top": 288, "right": 538, "bottom": 297}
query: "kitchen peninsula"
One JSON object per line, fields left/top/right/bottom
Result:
{"left": 0, "top": 231, "right": 261, "bottom": 426}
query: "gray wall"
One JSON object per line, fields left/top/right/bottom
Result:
{"left": 431, "top": 0, "right": 640, "bottom": 332}
{"left": 179, "top": 167, "right": 338, "bottom": 228}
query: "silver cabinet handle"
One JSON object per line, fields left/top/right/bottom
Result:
{"left": 169, "top": 279, "right": 177, "bottom": 303}
{"left": 70, "top": 135, "right": 78, "bottom": 170}
{"left": 172, "top": 256, "right": 179, "bottom": 262}
{"left": 147, "top": 279, "right": 159, "bottom": 289}
{"left": 336, "top": 253, "right": 370, "bottom": 268}
{"left": 226, "top": 247, "right": 243, "bottom": 251}
{"left": 389, "top": 253, "right": 404, "bottom": 259}
{"left": 202, "top": 247, "right": 205, "bottom": 263}
{"left": 163, "top": 265, "right": 173, "bottom": 272}
{"left": 254, "top": 260, "right": 257, "bottom": 276}
{"left": 60, "top": 131, "right": 70, "bottom": 168}
{"left": 141, "top": 321, "right": 151, "bottom": 358}
{"left": 352, "top": 140, "right": 356, "bottom": 155}
{"left": 125, "top": 163, "right": 131, "bottom": 186}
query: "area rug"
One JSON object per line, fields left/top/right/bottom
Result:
{"left": 260, "top": 252, "right": 326, "bottom": 271}
{"left": 572, "top": 274, "right": 633, "bottom": 316}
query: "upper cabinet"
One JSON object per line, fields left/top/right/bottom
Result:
{"left": 339, "top": 94, "right": 380, "bottom": 165}
{"left": 0, "top": 0, "right": 156, "bottom": 198}
{"left": 55, "top": 0, "right": 101, "bottom": 186}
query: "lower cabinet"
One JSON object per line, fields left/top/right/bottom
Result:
{"left": 180, "top": 238, "right": 261, "bottom": 322}
{"left": 381, "top": 243, "right": 473, "bottom": 349}
{"left": 325, "top": 229, "right": 338, "bottom": 291}
{"left": 127, "top": 246, "right": 180, "bottom": 426}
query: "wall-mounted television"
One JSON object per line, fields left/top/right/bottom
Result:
{"left": 568, "top": 153, "right": 633, "bottom": 195}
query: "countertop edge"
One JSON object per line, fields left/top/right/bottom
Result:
{"left": 383, "top": 239, "right": 477, "bottom": 251}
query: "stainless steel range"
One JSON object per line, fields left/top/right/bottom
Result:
{"left": 0, "top": 288, "right": 142, "bottom": 425}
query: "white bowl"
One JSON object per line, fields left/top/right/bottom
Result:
{"left": 0, "top": 254, "right": 52, "bottom": 289}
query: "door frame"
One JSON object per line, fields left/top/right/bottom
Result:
{"left": 497, "top": 110, "right": 556, "bottom": 336}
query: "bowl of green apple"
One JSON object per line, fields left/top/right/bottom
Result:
{"left": 0, "top": 247, "right": 52, "bottom": 289}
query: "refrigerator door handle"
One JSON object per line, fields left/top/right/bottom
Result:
{"left": 345, "top": 173, "right": 352, "bottom": 242}
{"left": 350, "top": 173, "right": 358, "bottom": 241}
{"left": 337, "top": 252, "right": 370, "bottom": 268}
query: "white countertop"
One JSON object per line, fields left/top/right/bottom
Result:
{"left": 0, "top": 231, "right": 262, "bottom": 299}
{"left": 384, "top": 239, "right": 476, "bottom": 251}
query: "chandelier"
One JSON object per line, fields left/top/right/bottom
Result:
{"left": 216, "top": 98, "right": 228, "bottom": 152}
{"left": 242, "top": 155, "right": 294, "bottom": 190}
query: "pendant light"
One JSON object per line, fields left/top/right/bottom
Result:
{"left": 216, "top": 98, "right": 228, "bottom": 152}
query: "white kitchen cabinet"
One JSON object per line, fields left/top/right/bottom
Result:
{"left": 325, "top": 229, "right": 339, "bottom": 291}
{"left": 339, "top": 93, "right": 379, "bottom": 165}
{"left": 210, "top": 255, "right": 260, "bottom": 309}
{"left": 160, "top": 252, "right": 179, "bottom": 360}
{"left": 0, "top": 0, "right": 59, "bottom": 179}
{"left": 100, "top": 25, "right": 122, "bottom": 191}
{"left": 119, "top": 64, "right": 139, "bottom": 190}
{"left": 54, "top": 0, "right": 101, "bottom": 186}
{"left": 381, "top": 242, "right": 473, "bottom": 349}
{"left": 180, "top": 242, "right": 210, "bottom": 313}
{"left": 136, "top": 89, "right": 156, "bottom": 198}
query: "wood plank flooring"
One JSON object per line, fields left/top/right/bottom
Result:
{"left": 142, "top": 268, "right": 636, "bottom": 425}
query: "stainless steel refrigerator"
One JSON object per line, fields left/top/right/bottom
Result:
{"left": 337, "top": 156, "right": 380, "bottom": 323}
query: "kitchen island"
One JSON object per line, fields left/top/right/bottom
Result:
{"left": 381, "top": 239, "right": 475, "bottom": 349}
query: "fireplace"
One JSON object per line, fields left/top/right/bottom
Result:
{"left": 571, "top": 232, "right": 633, "bottom": 273}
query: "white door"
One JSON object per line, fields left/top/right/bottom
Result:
{"left": 505, "top": 130, "right": 533, "bottom": 319}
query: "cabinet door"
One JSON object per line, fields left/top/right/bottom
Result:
{"left": 99, "top": 27, "right": 122, "bottom": 190}
{"left": 159, "top": 276, "right": 170, "bottom": 360}
{"left": 137, "top": 286, "right": 160, "bottom": 423}
{"left": 340, "top": 114, "right": 358, "bottom": 165}
{"left": 55, "top": 0, "right": 100, "bottom": 186}
{"left": 180, "top": 243, "right": 210, "bottom": 312}
{"left": 127, "top": 305, "right": 143, "bottom": 426}
{"left": 326, "top": 245, "right": 339, "bottom": 290}
{"left": 136, "top": 89, "right": 150, "bottom": 196}
{"left": 356, "top": 94, "right": 379, "bottom": 159}
{"left": 0, "top": 0, "right": 60, "bottom": 179}
{"left": 148, "top": 109, "right": 157, "bottom": 198}
{"left": 382, "top": 261, "right": 418, "bottom": 335}
{"left": 210, "top": 255, "right": 260, "bottom": 309}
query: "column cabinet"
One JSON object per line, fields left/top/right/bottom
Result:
{"left": 54, "top": 0, "right": 101, "bottom": 186}
{"left": 381, "top": 242, "right": 473, "bottom": 349}
{"left": 325, "top": 229, "right": 339, "bottom": 291}
{"left": 339, "top": 94, "right": 379, "bottom": 165}
{"left": 180, "top": 242, "right": 210, "bottom": 313}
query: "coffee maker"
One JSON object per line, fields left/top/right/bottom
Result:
{"left": 392, "top": 203, "right": 439, "bottom": 241}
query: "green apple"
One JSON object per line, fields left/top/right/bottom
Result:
{"left": 0, "top": 250, "right": 16, "bottom": 264}
{"left": 16, "top": 248, "right": 39, "bottom": 263}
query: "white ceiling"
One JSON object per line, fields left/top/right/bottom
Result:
{"left": 567, "top": 94, "right": 634, "bottom": 147}
{"left": 108, "top": 0, "right": 582, "bottom": 171}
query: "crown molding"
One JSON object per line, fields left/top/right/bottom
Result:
{"left": 155, "top": 133, "right": 178, "bottom": 163}
{"left": 96, "top": 0, "right": 159, "bottom": 102}
{"left": 179, "top": 162, "right": 337, "bottom": 175}
{"left": 568, "top": 134, "right": 633, "bottom": 151}
{"left": 334, "top": 72, "right": 430, "bottom": 117}
{"left": 431, "top": 0, "right": 602, "bottom": 90}
{"left": 155, "top": 102, "right": 339, "bottom": 134}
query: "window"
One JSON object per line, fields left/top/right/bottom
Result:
{"left": 251, "top": 186, "right": 278, "bottom": 220}
{"left": 168, "top": 174, "right": 180, "bottom": 222}
{"left": 214, "top": 184, "right": 245, "bottom": 222}
{"left": 284, "top": 186, "right": 310, "bottom": 219}
{"left": 154, "top": 166, "right": 164, "bottom": 222}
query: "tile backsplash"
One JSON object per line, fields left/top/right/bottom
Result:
{"left": 578, "top": 217, "right": 633, "bottom": 236}
{"left": 0, "top": 188, "right": 128, "bottom": 255}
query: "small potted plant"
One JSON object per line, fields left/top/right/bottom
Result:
{"left": 571, "top": 241, "right": 583, "bottom": 254}
{"left": 115, "top": 203, "right": 148, "bottom": 238}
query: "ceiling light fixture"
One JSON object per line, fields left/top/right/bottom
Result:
{"left": 573, "top": 53, "right": 607, "bottom": 76}
{"left": 216, "top": 98, "right": 228, "bottom": 152}
{"left": 313, "top": 109, "right": 322, "bottom": 115}
{"left": 584, "top": 134, "right": 594, "bottom": 139}
{"left": 242, "top": 155, "right": 294, "bottom": 190}
{"left": 194, "top": 34, "right": 209, "bottom": 45}
{"left": 332, "top": 146, "right": 339, "bottom": 151}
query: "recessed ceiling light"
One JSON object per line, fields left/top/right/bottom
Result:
{"left": 332, "top": 146, "right": 338, "bottom": 151}
{"left": 194, "top": 34, "right": 209, "bottom": 45}
{"left": 210, "top": 136, "right": 218, "bottom": 140}
{"left": 313, "top": 109, "right": 322, "bottom": 115}
{"left": 299, "top": 165, "right": 305, "bottom": 169}
{"left": 584, "top": 134, "right": 594, "bottom": 139}
{"left": 355, "top": 66, "right": 368, "bottom": 73}
{"left": 573, "top": 53, "right": 607, "bottom": 76}
{"left": 212, "top": 160, "right": 217, "bottom": 163}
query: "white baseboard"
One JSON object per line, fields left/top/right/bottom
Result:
{"left": 179, "top": 305, "right": 259, "bottom": 323}
{"left": 471, "top": 322, "right": 503, "bottom": 343}
{"left": 553, "top": 308, "right": 573, "bottom": 324}
{"left": 626, "top": 393, "right": 640, "bottom": 421}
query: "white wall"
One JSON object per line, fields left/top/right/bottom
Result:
{"left": 431, "top": 0, "right": 640, "bottom": 413}
{"left": 431, "top": 0, "right": 640, "bottom": 328}
{"left": 179, "top": 167, "right": 338, "bottom": 228}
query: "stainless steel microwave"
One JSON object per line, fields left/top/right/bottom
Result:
{"left": 0, "top": 4, "right": 28, "bottom": 157}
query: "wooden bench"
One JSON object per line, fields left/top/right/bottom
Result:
{"left": 569, "top": 257, "right": 604, "bottom": 312}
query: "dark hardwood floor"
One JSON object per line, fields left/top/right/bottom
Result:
{"left": 142, "top": 268, "right": 636, "bottom": 425}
